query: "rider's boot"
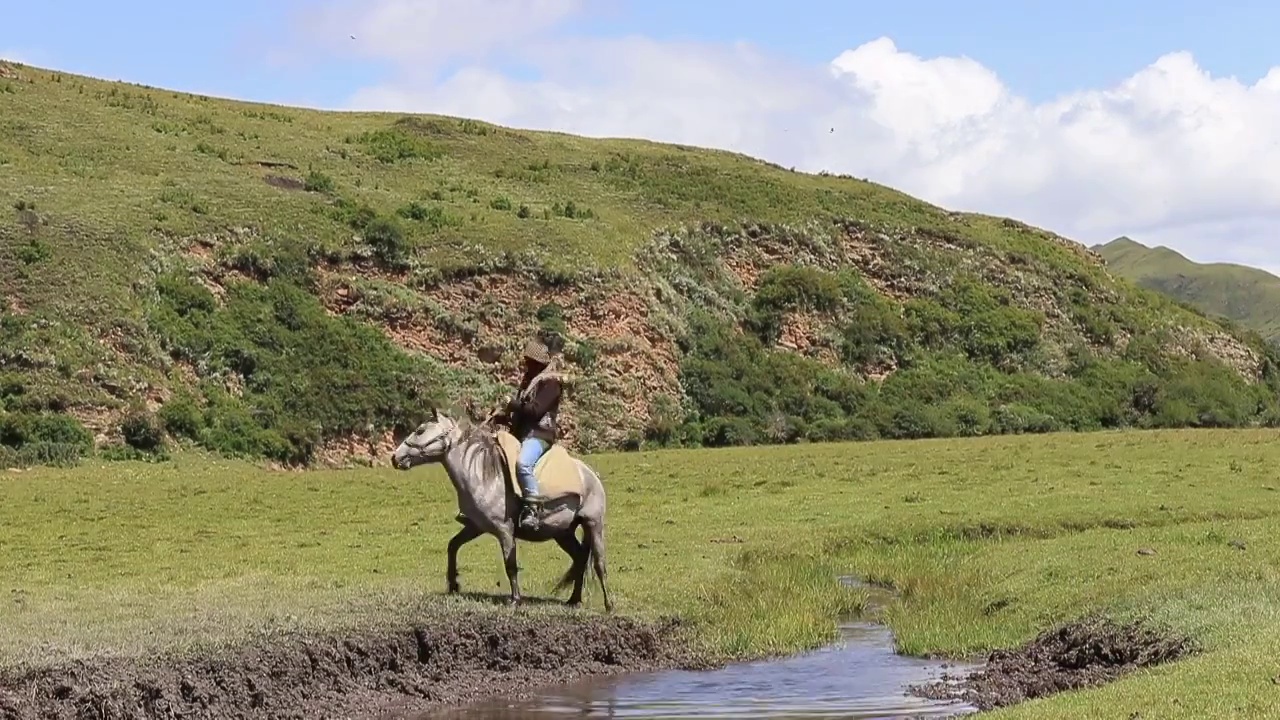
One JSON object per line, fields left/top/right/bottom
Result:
{"left": 518, "top": 495, "right": 545, "bottom": 531}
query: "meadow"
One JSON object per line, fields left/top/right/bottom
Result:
{"left": 3, "top": 427, "right": 1279, "bottom": 717}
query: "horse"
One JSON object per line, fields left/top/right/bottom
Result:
{"left": 390, "top": 407, "right": 613, "bottom": 612}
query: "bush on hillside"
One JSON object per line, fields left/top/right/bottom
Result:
{"left": 745, "top": 265, "right": 859, "bottom": 343}
{"left": 303, "top": 170, "right": 334, "bottom": 193}
{"left": 119, "top": 406, "right": 165, "bottom": 452}
{"left": 840, "top": 293, "right": 909, "bottom": 367}
{"left": 0, "top": 411, "right": 94, "bottom": 468}
{"left": 656, "top": 306, "right": 1280, "bottom": 450}
{"left": 144, "top": 264, "right": 441, "bottom": 465}
{"left": 328, "top": 197, "right": 419, "bottom": 269}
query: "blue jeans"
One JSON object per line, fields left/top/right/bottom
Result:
{"left": 516, "top": 437, "right": 548, "bottom": 497}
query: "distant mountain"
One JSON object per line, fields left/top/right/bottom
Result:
{"left": 1094, "top": 237, "right": 1280, "bottom": 342}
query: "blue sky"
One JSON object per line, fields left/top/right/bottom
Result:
{"left": 3, "top": 0, "right": 1277, "bottom": 108}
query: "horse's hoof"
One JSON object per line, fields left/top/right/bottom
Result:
{"left": 566, "top": 599, "right": 582, "bottom": 609}
{"left": 507, "top": 598, "right": 522, "bottom": 608}
{"left": 448, "top": 585, "right": 460, "bottom": 595}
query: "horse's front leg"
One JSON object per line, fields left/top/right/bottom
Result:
{"left": 496, "top": 525, "right": 521, "bottom": 606}
{"left": 446, "top": 524, "right": 481, "bottom": 594}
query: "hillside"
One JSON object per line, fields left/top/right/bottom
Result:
{"left": 1094, "top": 236, "right": 1280, "bottom": 343}
{"left": 3, "top": 58, "right": 1280, "bottom": 469}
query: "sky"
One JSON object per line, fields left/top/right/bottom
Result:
{"left": 4, "top": 0, "right": 1280, "bottom": 271}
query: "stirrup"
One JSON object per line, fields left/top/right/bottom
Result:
{"left": 518, "top": 501, "right": 542, "bottom": 527}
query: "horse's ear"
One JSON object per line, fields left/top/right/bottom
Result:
{"left": 430, "top": 406, "right": 439, "bottom": 421}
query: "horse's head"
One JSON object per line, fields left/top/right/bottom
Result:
{"left": 390, "top": 407, "right": 458, "bottom": 470}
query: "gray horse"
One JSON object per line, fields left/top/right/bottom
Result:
{"left": 390, "top": 407, "right": 613, "bottom": 612}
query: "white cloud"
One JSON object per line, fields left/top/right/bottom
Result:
{"left": 291, "top": 0, "right": 587, "bottom": 70}
{"left": 293, "top": 1, "right": 1280, "bottom": 270}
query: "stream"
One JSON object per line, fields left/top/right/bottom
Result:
{"left": 429, "top": 578, "right": 982, "bottom": 719}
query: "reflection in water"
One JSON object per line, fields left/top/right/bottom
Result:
{"left": 431, "top": 620, "right": 979, "bottom": 720}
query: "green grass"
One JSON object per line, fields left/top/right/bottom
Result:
{"left": 1096, "top": 236, "right": 1280, "bottom": 343}
{"left": 0, "top": 67, "right": 944, "bottom": 279}
{"left": 4, "top": 428, "right": 1280, "bottom": 716}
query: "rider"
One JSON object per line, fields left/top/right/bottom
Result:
{"left": 490, "top": 338, "right": 563, "bottom": 530}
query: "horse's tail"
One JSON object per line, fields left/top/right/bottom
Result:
{"left": 553, "top": 521, "right": 590, "bottom": 594}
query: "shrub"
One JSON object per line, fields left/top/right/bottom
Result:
{"left": 567, "top": 339, "right": 598, "bottom": 371}
{"left": 354, "top": 128, "right": 442, "bottom": 164}
{"left": 0, "top": 412, "right": 94, "bottom": 468}
{"left": 0, "top": 412, "right": 94, "bottom": 449}
{"left": 396, "top": 201, "right": 458, "bottom": 230}
{"left": 677, "top": 311, "right": 885, "bottom": 447}
{"left": 98, "top": 443, "right": 171, "bottom": 463}
{"left": 552, "top": 200, "right": 594, "bottom": 219}
{"left": 364, "top": 216, "right": 415, "bottom": 267}
{"left": 674, "top": 285, "right": 1279, "bottom": 449}
{"left": 145, "top": 263, "right": 443, "bottom": 465}
{"left": 303, "top": 170, "right": 334, "bottom": 193}
{"left": 119, "top": 406, "right": 165, "bottom": 452}
{"left": 935, "top": 278, "right": 1043, "bottom": 367}
{"left": 0, "top": 442, "right": 85, "bottom": 468}
{"left": 158, "top": 394, "right": 203, "bottom": 439}
{"left": 753, "top": 265, "right": 850, "bottom": 316}
{"left": 747, "top": 265, "right": 865, "bottom": 344}
{"left": 330, "top": 197, "right": 378, "bottom": 230}
{"left": 536, "top": 302, "right": 568, "bottom": 339}
{"left": 841, "top": 294, "right": 909, "bottom": 367}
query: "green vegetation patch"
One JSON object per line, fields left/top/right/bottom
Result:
{"left": 144, "top": 263, "right": 440, "bottom": 464}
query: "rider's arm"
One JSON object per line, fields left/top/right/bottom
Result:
{"left": 512, "top": 378, "right": 560, "bottom": 419}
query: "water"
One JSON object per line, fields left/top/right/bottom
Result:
{"left": 430, "top": 578, "right": 980, "bottom": 720}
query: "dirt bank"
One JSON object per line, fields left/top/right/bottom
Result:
{"left": 910, "top": 615, "right": 1198, "bottom": 710}
{"left": 0, "top": 610, "right": 700, "bottom": 720}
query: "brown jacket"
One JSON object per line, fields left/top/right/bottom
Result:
{"left": 503, "top": 368, "right": 562, "bottom": 443}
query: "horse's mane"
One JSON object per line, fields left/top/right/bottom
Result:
{"left": 452, "top": 418, "right": 508, "bottom": 482}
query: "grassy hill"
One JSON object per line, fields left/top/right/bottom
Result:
{"left": 1094, "top": 236, "right": 1280, "bottom": 343}
{"left": 3, "top": 57, "right": 1280, "bottom": 469}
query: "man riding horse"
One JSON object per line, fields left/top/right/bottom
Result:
{"left": 483, "top": 338, "right": 564, "bottom": 531}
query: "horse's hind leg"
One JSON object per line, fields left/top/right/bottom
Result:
{"left": 496, "top": 525, "right": 522, "bottom": 606}
{"left": 583, "top": 518, "right": 613, "bottom": 613}
{"left": 553, "top": 524, "right": 589, "bottom": 606}
{"left": 446, "top": 523, "right": 481, "bottom": 594}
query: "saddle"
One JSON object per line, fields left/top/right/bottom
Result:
{"left": 493, "top": 430, "right": 585, "bottom": 502}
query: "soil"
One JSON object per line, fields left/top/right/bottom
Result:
{"left": 910, "top": 615, "right": 1198, "bottom": 711}
{"left": 263, "top": 174, "right": 305, "bottom": 191}
{"left": 0, "top": 609, "right": 702, "bottom": 720}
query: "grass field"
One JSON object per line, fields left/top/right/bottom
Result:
{"left": 4, "top": 428, "right": 1280, "bottom": 717}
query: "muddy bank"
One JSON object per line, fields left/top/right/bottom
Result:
{"left": 911, "top": 616, "right": 1198, "bottom": 711}
{"left": 0, "top": 610, "right": 699, "bottom": 720}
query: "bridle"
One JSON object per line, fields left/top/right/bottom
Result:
{"left": 399, "top": 409, "right": 456, "bottom": 458}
